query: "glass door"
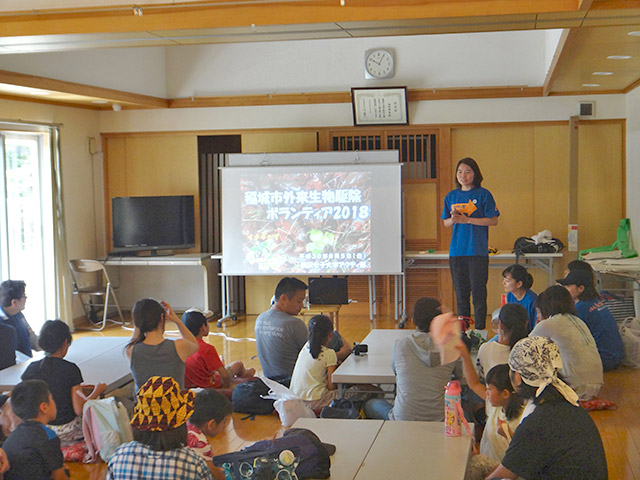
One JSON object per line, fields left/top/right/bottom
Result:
{"left": 0, "top": 131, "right": 55, "bottom": 332}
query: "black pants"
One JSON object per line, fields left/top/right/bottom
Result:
{"left": 449, "top": 255, "right": 489, "bottom": 329}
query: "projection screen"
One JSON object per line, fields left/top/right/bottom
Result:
{"left": 221, "top": 153, "right": 401, "bottom": 276}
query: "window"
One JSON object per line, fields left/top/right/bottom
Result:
{"left": 330, "top": 130, "right": 438, "bottom": 179}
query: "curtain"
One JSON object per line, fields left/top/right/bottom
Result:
{"left": 50, "top": 126, "right": 73, "bottom": 327}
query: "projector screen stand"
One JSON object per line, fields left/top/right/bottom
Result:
{"left": 216, "top": 314, "right": 238, "bottom": 328}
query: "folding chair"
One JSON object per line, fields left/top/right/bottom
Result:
{"left": 68, "top": 259, "right": 125, "bottom": 331}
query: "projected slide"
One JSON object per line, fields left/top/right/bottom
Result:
{"left": 222, "top": 156, "right": 401, "bottom": 276}
{"left": 241, "top": 171, "right": 371, "bottom": 273}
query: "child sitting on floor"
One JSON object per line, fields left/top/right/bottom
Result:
{"left": 2, "top": 379, "right": 68, "bottom": 480}
{"left": 21, "top": 320, "right": 106, "bottom": 446}
{"left": 187, "top": 389, "right": 232, "bottom": 480}
{"left": 458, "top": 345, "right": 525, "bottom": 480}
{"left": 290, "top": 315, "right": 339, "bottom": 410}
{"left": 502, "top": 264, "right": 538, "bottom": 331}
{"left": 183, "top": 310, "right": 255, "bottom": 389}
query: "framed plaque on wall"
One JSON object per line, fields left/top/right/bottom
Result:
{"left": 351, "top": 87, "right": 408, "bottom": 126}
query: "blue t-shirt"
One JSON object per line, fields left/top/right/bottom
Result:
{"left": 442, "top": 186, "right": 499, "bottom": 257}
{"left": 506, "top": 290, "right": 538, "bottom": 331}
{"left": 576, "top": 298, "right": 623, "bottom": 370}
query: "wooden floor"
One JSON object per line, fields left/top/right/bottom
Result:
{"left": 67, "top": 313, "right": 640, "bottom": 479}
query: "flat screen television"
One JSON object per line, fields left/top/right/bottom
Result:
{"left": 111, "top": 195, "right": 195, "bottom": 254}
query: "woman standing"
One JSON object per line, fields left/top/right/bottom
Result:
{"left": 442, "top": 158, "right": 499, "bottom": 329}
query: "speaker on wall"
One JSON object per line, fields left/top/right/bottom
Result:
{"left": 579, "top": 101, "right": 595, "bottom": 117}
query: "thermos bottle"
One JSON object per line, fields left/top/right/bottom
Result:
{"left": 444, "top": 380, "right": 462, "bottom": 437}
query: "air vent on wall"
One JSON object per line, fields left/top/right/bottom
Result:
{"left": 579, "top": 101, "right": 595, "bottom": 117}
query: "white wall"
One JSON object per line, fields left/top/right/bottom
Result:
{"left": 0, "top": 47, "right": 167, "bottom": 98}
{"left": 0, "top": 98, "right": 101, "bottom": 318}
{"left": 1, "top": 30, "right": 552, "bottom": 99}
{"left": 544, "top": 29, "right": 563, "bottom": 75}
{"left": 626, "top": 86, "right": 640, "bottom": 249}
{"left": 165, "top": 30, "right": 550, "bottom": 98}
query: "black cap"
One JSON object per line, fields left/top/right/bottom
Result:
{"left": 181, "top": 309, "right": 210, "bottom": 334}
{"left": 557, "top": 270, "right": 593, "bottom": 287}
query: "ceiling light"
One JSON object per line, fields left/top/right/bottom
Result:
{"left": 607, "top": 55, "right": 631, "bottom": 60}
{"left": 628, "top": 31, "right": 640, "bottom": 36}
{"left": 91, "top": 100, "right": 109, "bottom": 104}
{"left": 582, "top": 84, "right": 600, "bottom": 87}
{"left": 592, "top": 72, "right": 613, "bottom": 76}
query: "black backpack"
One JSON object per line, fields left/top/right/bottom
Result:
{"left": 513, "top": 236, "right": 564, "bottom": 255}
{"left": 512, "top": 237, "right": 538, "bottom": 255}
{"left": 212, "top": 428, "right": 332, "bottom": 479}
{"left": 231, "top": 378, "right": 275, "bottom": 416}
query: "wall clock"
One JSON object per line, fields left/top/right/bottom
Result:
{"left": 365, "top": 49, "right": 394, "bottom": 79}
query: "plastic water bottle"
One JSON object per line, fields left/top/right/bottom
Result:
{"left": 444, "top": 380, "right": 462, "bottom": 437}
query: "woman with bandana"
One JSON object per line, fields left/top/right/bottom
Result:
{"left": 485, "top": 336, "right": 607, "bottom": 480}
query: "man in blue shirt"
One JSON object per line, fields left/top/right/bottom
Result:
{"left": 0, "top": 280, "right": 36, "bottom": 358}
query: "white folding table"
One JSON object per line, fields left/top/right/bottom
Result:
{"left": 397, "top": 251, "right": 563, "bottom": 320}
{"left": 332, "top": 329, "right": 412, "bottom": 396}
{"left": 291, "top": 418, "right": 472, "bottom": 480}
{"left": 103, "top": 253, "right": 217, "bottom": 312}
{"left": 292, "top": 418, "right": 384, "bottom": 480}
{"left": 354, "top": 420, "right": 473, "bottom": 480}
{"left": 0, "top": 336, "right": 132, "bottom": 392}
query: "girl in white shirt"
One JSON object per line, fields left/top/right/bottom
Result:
{"left": 290, "top": 315, "right": 338, "bottom": 410}
{"left": 459, "top": 346, "right": 525, "bottom": 480}
{"left": 476, "top": 304, "right": 529, "bottom": 383}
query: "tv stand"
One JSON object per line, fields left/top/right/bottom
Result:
{"left": 108, "top": 250, "right": 175, "bottom": 257}
{"left": 102, "top": 253, "right": 218, "bottom": 312}
{"left": 139, "top": 250, "right": 174, "bottom": 257}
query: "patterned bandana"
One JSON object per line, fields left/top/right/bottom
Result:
{"left": 508, "top": 336, "right": 579, "bottom": 406}
{"left": 130, "top": 376, "right": 195, "bottom": 431}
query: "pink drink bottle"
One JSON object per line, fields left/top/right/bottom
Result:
{"left": 444, "top": 380, "right": 462, "bottom": 437}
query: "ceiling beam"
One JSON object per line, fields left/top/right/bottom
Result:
{"left": 0, "top": 69, "right": 169, "bottom": 108}
{"left": 543, "top": 28, "right": 576, "bottom": 97}
{"left": 0, "top": 0, "right": 581, "bottom": 37}
{"left": 169, "top": 85, "right": 544, "bottom": 109}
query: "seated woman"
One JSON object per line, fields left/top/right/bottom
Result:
{"left": 530, "top": 286, "right": 603, "bottom": 400}
{"left": 126, "top": 299, "right": 198, "bottom": 393}
{"left": 558, "top": 270, "right": 623, "bottom": 371}
{"left": 364, "top": 298, "right": 462, "bottom": 421}
{"left": 486, "top": 336, "right": 607, "bottom": 479}
{"left": 21, "top": 320, "right": 106, "bottom": 445}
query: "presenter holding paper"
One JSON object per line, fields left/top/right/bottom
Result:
{"left": 442, "top": 158, "right": 499, "bottom": 330}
